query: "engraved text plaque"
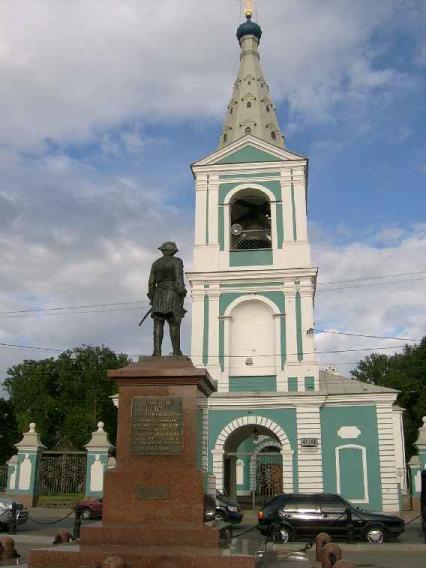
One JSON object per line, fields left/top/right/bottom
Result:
{"left": 131, "top": 396, "right": 183, "bottom": 455}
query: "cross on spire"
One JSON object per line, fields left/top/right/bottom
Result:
{"left": 243, "top": 0, "right": 254, "bottom": 19}
{"left": 243, "top": 0, "right": 254, "bottom": 18}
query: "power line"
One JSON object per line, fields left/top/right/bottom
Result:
{"left": 0, "top": 300, "right": 147, "bottom": 317}
{"left": 317, "top": 276, "right": 426, "bottom": 292}
{"left": 0, "top": 269, "right": 424, "bottom": 320}
{"left": 313, "top": 328, "right": 420, "bottom": 342}
{"left": 0, "top": 341, "right": 409, "bottom": 357}
{"left": 318, "top": 269, "right": 426, "bottom": 286}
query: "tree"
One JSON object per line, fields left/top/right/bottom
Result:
{"left": 0, "top": 398, "right": 19, "bottom": 464}
{"left": 4, "top": 345, "right": 129, "bottom": 450}
{"left": 351, "top": 337, "right": 426, "bottom": 458}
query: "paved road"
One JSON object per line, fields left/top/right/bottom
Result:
{"left": 2, "top": 508, "right": 425, "bottom": 567}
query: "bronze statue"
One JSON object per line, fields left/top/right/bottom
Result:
{"left": 146, "top": 242, "right": 187, "bottom": 357}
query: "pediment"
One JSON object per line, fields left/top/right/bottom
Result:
{"left": 192, "top": 135, "right": 307, "bottom": 168}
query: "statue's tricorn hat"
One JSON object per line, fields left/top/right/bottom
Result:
{"left": 158, "top": 241, "right": 178, "bottom": 253}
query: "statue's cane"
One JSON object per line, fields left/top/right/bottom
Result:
{"left": 138, "top": 308, "right": 152, "bottom": 327}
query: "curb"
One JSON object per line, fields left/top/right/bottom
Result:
{"left": 269, "top": 542, "right": 426, "bottom": 553}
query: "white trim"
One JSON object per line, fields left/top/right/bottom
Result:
{"left": 192, "top": 134, "right": 306, "bottom": 168}
{"left": 336, "top": 444, "right": 369, "bottom": 504}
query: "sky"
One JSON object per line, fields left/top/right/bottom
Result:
{"left": 0, "top": 0, "right": 425, "bottom": 393}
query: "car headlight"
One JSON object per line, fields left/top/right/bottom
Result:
{"left": 227, "top": 506, "right": 239, "bottom": 513}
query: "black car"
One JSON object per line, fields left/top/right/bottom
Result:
{"left": 257, "top": 493, "right": 405, "bottom": 544}
{"left": 215, "top": 491, "right": 243, "bottom": 523}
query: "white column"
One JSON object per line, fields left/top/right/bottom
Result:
{"left": 191, "top": 290, "right": 204, "bottom": 367}
{"left": 208, "top": 179, "right": 219, "bottom": 245}
{"left": 284, "top": 289, "right": 298, "bottom": 364}
{"left": 293, "top": 168, "right": 308, "bottom": 242}
{"left": 208, "top": 288, "right": 221, "bottom": 379}
{"left": 376, "top": 403, "right": 400, "bottom": 511}
{"left": 296, "top": 405, "right": 324, "bottom": 493}
{"left": 300, "top": 284, "right": 316, "bottom": 367}
{"left": 281, "top": 450, "right": 294, "bottom": 492}
{"left": 280, "top": 172, "right": 293, "bottom": 242}
{"left": 212, "top": 449, "right": 225, "bottom": 492}
{"left": 194, "top": 175, "right": 207, "bottom": 246}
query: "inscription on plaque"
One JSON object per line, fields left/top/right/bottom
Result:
{"left": 131, "top": 396, "right": 183, "bottom": 455}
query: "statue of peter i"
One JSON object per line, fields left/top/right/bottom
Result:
{"left": 147, "top": 242, "right": 187, "bottom": 357}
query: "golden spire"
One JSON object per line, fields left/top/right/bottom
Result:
{"left": 243, "top": 0, "right": 254, "bottom": 19}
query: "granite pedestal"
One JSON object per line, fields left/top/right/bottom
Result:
{"left": 28, "top": 357, "right": 254, "bottom": 568}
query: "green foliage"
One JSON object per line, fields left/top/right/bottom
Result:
{"left": 0, "top": 397, "right": 19, "bottom": 463}
{"left": 4, "top": 345, "right": 129, "bottom": 450}
{"left": 351, "top": 337, "right": 426, "bottom": 458}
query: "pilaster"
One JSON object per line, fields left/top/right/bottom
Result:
{"left": 296, "top": 405, "right": 323, "bottom": 493}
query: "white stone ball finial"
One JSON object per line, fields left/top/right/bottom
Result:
{"left": 97, "top": 421, "right": 105, "bottom": 432}
{"left": 29, "top": 423, "right": 36, "bottom": 432}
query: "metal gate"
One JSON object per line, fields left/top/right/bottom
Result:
{"left": 37, "top": 452, "right": 86, "bottom": 507}
{"left": 254, "top": 451, "right": 283, "bottom": 509}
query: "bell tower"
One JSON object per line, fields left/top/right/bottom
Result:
{"left": 187, "top": 10, "right": 319, "bottom": 395}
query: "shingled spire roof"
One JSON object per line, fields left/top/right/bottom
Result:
{"left": 219, "top": 15, "right": 284, "bottom": 150}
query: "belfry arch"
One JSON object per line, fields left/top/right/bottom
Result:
{"left": 212, "top": 416, "right": 294, "bottom": 500}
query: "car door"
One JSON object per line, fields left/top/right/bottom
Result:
{"left": 280, "top": 496, "right": 323, "bottom": 538}
{"left": 319, "top": 495, "right": 350, "bottom": 539}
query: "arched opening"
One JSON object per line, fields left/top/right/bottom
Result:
{"left": 223, "top": 425, "right": 283, "bottom": 506}
{"left": 247, "top": 101, "right": 252, "bottom": 108}
{"left": 230, "top": 189, "right": 272, "bottom": 250}
{"left": 244, "top": 126, "right": 252, "bottom": 134}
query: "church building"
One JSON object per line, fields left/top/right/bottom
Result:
{"left": 186, "top": 10, "right": 406, "bottom": 512}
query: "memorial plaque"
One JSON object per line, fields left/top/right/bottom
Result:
{"left": 131, "top": 396, "right": 183, "bottom": 455}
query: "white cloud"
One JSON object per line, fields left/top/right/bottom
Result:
{"left": 313, "top": 224, "right": 426, "bottom": 374}
{"left": 0, "top": 0, "right": 419, "bottom": 149}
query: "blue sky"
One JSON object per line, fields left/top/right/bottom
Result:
{"left": 0, "top": 0, "right": 425, "bottom": 387}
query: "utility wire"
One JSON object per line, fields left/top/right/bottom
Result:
{"left": 0, "top": 269, "right": 424, "bottom": 319}
{"left": 0, "top": 341, "right": 409, "bottom": 357}
{"left": 0, "top": 300, "right": 147, "bottom": 317}
{"left": 313, "top": 328, "right": 421, "bottom": 342}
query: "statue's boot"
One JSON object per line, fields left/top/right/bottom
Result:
{"left": 152, "top": 319, "right": 164, "bottom": 357}
{"left": 170, "top": 321, "right": 183, "bottom": 357}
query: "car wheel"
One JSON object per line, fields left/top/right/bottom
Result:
{"left": 271, "top": 525, "right": 292, "bottom": 544}
{"left": 365, "top": 526, "right": 385, "bottom": 544}
{"left": 80, "top": 508, "right": 93, "bottom": 520}
{"left": 215, "top": 511, "right": 227, "bottom": 522}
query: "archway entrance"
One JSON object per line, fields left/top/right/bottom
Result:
{"left": 213, "top": 416, "right": 294, "bottom": 508}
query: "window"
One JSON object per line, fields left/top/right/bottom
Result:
{"left": 320, "top": 496, "right": 348, "bottom": 514}
{"left": 223, "top": 134, "right": 227, "bottom": 142}
{"left": 230, "top": 190, "right": 272, "bottom": 250}
{"left": 266, "top": 105, "right": 270, "bottom": 112}
{"left": 245, "top": 127, "right": 252, "bottom": 134}
{"left": 288, "top": 377, "right": 298, "bottom": 392}
{"left": 284, "top": 497, "right": 320, "bottom": 513}
{"left": 271, "top": 131, "right": 276, "bottom": 140}
{"left": 230, "top": 107, "right": 233, "bottom": 114}
{"left": 247, "top": 101, "right": 252, "bottom": 108}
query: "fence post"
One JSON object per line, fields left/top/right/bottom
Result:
{"left": 7, "top": 423, "right": 45, "bottom": 508}
{"left": 84, "top": 422, "right": 114, "bottom": 498}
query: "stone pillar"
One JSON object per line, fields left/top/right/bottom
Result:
{"left": 8, "top": 423, "right": 45, "bottom": 507}
{"left": 84, "top": 422, "right": 114, "bottom": 498}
